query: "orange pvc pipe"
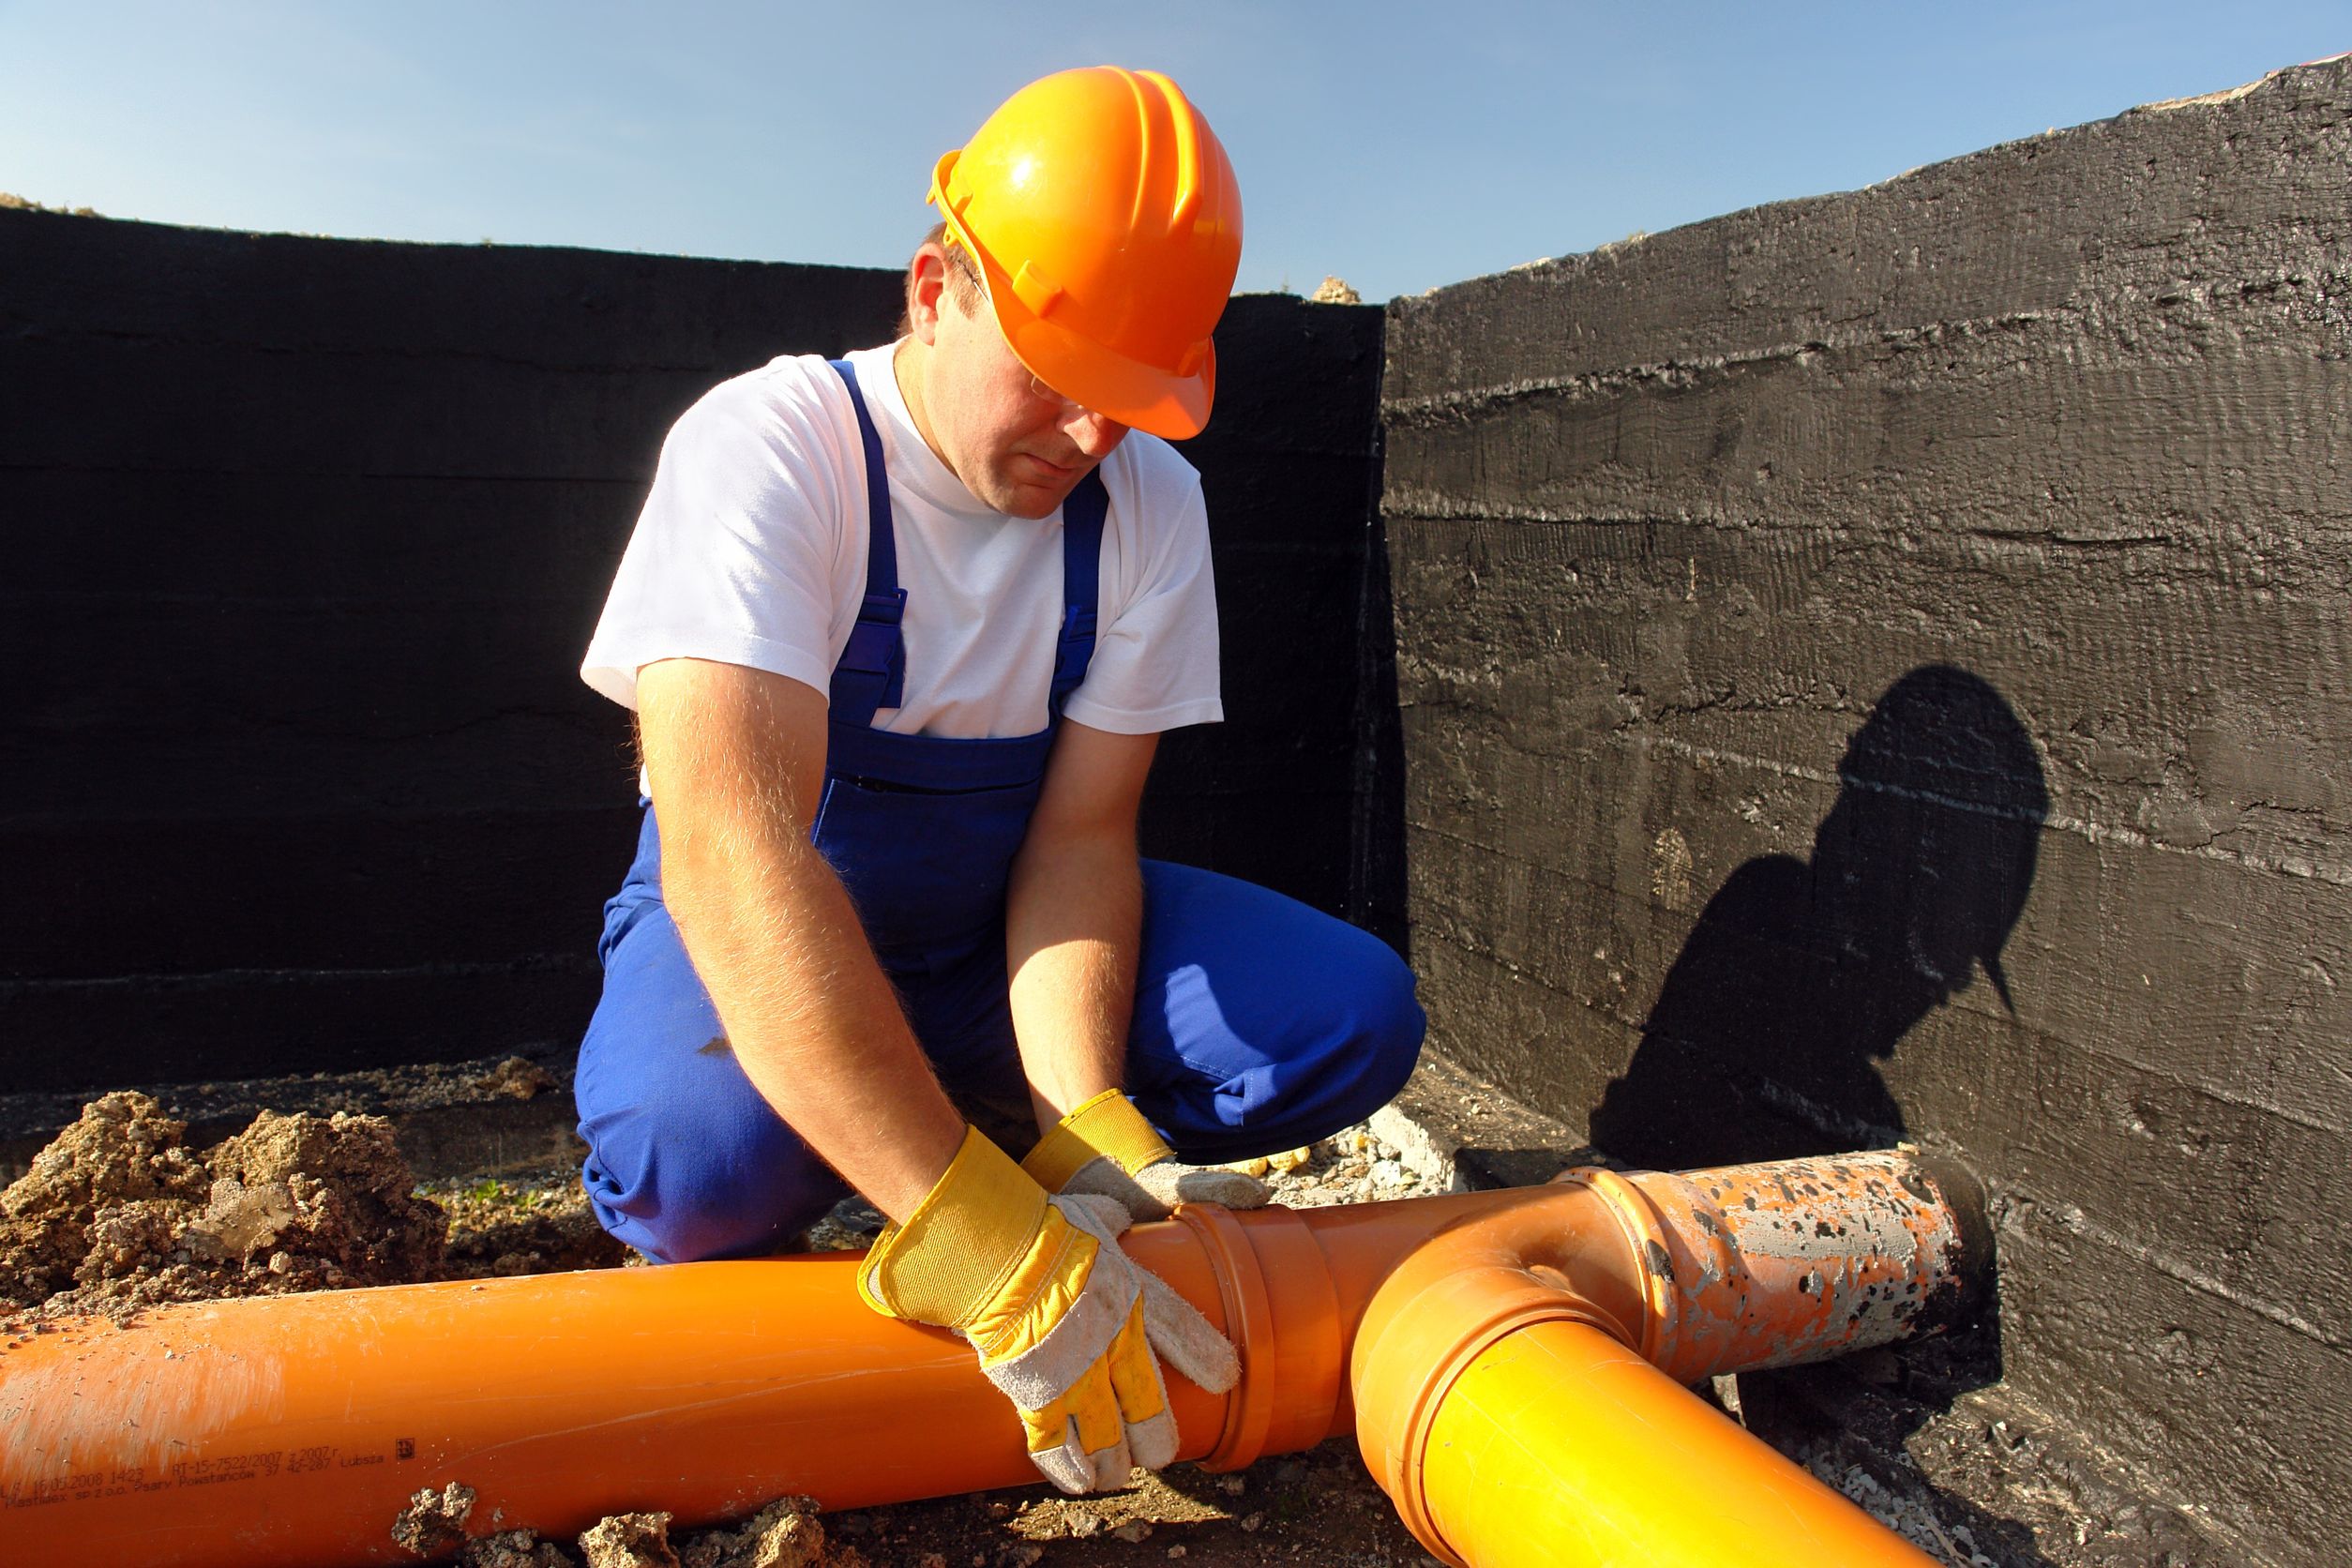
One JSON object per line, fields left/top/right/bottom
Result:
{"left": 1349, "top": 1155, "right": 1982, "bottom": 1567}
{"left": 0, "top": 1153, "right": 1982, "bottom": 1568}
{"left": 1415, "top": 1321, "right": 1940, "bottom": 1568}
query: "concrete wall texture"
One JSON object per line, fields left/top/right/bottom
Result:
{"left": 2, "top": 210, "right": 1390, "bottom": 1093}
{"left": 1380, "top": 56, "right": 2348, "bottom": 1564}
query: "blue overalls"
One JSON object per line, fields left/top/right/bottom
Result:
{"left": 575, "top": 360, "right": 1425, "bottom": 1263}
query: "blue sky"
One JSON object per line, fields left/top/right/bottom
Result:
{"left": 3, "top": 2, "right": 2344, "bottom": 302}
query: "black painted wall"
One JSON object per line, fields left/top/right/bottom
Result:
{"left": 1381, "top": 58, "right": 2350, "bottom": 1567}
{"left": 2, "top": 209, "right": 1392, "bottom": 1093}
{"left": 1160, "top": 296, "right": 1403, "bottom": 949}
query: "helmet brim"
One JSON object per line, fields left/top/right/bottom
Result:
{"left": 993, "top": 275, "right": 1217, "bottom": 443}
{"left": 933, "top": 160, "right": 1217, "bottom": 442}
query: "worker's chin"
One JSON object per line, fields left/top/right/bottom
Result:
{"left": 979, "top": 464, "right": 1080, "bottom": 519}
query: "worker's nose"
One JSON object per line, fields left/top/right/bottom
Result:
{"left": 1063, "top": 409, "right": 1130, "bottom": 461}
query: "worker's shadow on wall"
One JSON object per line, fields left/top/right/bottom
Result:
{"left": 1589, "top": 663, "right": 2054, "bottom": 1563}
{"left": 1590, "top": 663, "right": 2045, "bottom": 1168}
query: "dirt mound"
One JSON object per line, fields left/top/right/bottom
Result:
{"left": 204, "top": 1107, "right": 447, "bottom": 1281}
{"left": 0, "top": 1091, "right": 447, "bottom": 1314}
{"left": 1, "top": 1092, "right": 211, "bottom": 1303}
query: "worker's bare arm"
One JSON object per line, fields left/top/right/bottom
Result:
{"left": 633, "top": 656, "right": 965, "bottom": 1223}
{"left": 1006, "top": 719, "right": 1158, "bottom": 1132}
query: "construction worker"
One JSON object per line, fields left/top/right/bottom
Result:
{"left": 572, "top": 67, "right": 1424, "bottom": 1494}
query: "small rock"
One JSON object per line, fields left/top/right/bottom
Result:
{"left": 683, "top": 1494, "right": 830, "bottom": 1568}
{"left": 1167, "top": 1549, "right": 1188, "bottom": 1560}
{"left": 390, "top": 1482, "right": 477, "bottom": 1558}
{"left": 1065, "top": 1507, "right": 1106, "bottom": 1539}
{"left": 1215, "top": 1474, "right": 1245, "bottom": 1497}
{"left": 1240, "top": 1513, "right": 1265, "bottom": 1533}
{"left": 1111, "top": 1520, "right": 1153, "bottom": 1544}
{"left": 580, "top": 1511, "right": 681, "bottom": 1568}
{"left": 481, "top": 1057, "right": 558, "bottom": 1101}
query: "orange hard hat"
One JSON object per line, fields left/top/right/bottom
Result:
{"left": 928, "top": 67, "right": 1244, "bottom": 440}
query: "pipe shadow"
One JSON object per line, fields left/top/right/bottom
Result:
{"left": 1590, "top": 663, "right": 2057, "bottom": 1565}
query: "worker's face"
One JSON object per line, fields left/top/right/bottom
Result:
{"left": 908, "top": 246, "right": 1129, "bottom": 519}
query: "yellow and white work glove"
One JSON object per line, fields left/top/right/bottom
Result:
{"left": 857, "top": 1127, "right": 1240, "bottom": 1494}
{"left": 1020, "top": 1089, "right": 1270, "bottom": 1222}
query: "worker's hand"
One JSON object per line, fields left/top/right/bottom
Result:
{"left": 1021, "top": 1089, "right": 1271, "bottom": 1222}
{"left": 858, "top": 1127, "right": 1239, "bottom": 1494}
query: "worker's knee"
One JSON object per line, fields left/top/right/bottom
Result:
{"left": 579, "top": 1100, "right": 843, "bottom": 1264}
{"left": 576, "top": 898, "right": 852, "bottom": 1262}
{"left": 1337, "top": 935, "right": 1427, "bottom": 1115}
{"left": 1136, "top": 881, "right": 1427, "bottom": 1162}
{"left": 1291, "top": 929, "right": 1425, "bottom": 1133}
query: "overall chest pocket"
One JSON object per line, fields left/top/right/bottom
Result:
{"left": 810, "top": 773, "right": 1046, "bottom": 953}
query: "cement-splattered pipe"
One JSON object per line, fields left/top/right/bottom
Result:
{"left": 0, "top": 1151, "right": 1984, "bottom": 1567}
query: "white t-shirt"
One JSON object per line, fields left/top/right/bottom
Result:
{"left": 581, "top": 344, "right": 1224, "bottom": 746}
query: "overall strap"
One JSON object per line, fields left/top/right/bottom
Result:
{"left": 826, "top": 359, "right": 909, "bottom": 724}
{"left": 1049, "top": 470, "right": 1108, "bottom": 720}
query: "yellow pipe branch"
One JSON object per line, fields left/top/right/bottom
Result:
{"left": 1421, "top": 1320, "right": 1939, "bottom": 1567}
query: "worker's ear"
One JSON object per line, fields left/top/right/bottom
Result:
{"left": 905, "top": 243, "right": 954, "bottom": 347}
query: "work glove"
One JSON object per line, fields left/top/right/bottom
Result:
{"left": 1020, "top": 1088, "right": 1271, "bottom": 1222}
{"left": 858, "top": 1126, "right": 1240, "bottom": 1494}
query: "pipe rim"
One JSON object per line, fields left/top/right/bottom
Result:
{"left": 1172, "top": 1201, "right": 1278, "bottom": 1472}
{"left": 1910, "top": 1154, "right": 1996, "bottom": 1327}
{"left": 1560, "top": 1167, "right": 1683, "bottom": 1362}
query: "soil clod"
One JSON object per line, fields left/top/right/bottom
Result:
{"left": 480, "top": 1057, "right": 559, "bottom": 1100}
{"left": 392, "top": 1481, "right": 478, "bottom": 1558}
{"left": 580, "top": 1511, "right": 682, "bottom": 1568}
{"left": 678, "top": 1495, "right": 856, "bottom": 1568}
